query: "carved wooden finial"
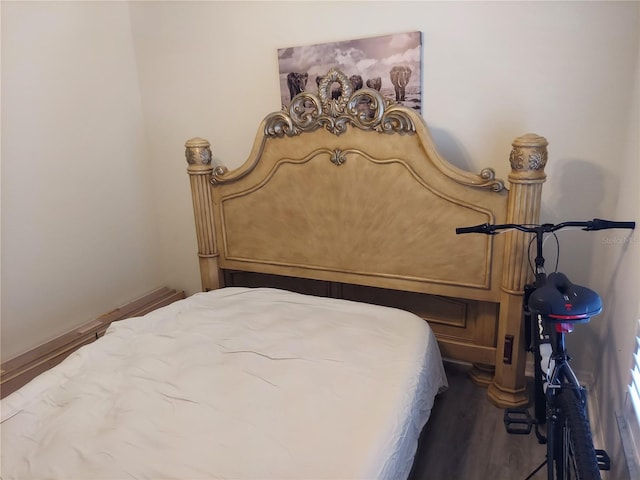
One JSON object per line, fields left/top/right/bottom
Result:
{"left": 508, "top": 133, "right": 548, "bottom": 181}
{"left": 185, "top": 137, "right": 212, "bottom": 166}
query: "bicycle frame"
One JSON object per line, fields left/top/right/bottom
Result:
{"left": 456, "top": 218, "right": 635, "bottom": 480}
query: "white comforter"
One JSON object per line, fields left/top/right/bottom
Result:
{"left": 1, "top": 287, "right": 447, "bottom": 480}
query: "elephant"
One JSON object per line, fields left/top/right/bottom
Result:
{"left": 389, "top": 66, "right": 412, "bottom": 101}
{"left": 349, "top": 75, "right": 363, "bottom": 91}
{"left": 366, "top": 77, "right": 382, "bottom": 91}
{"left": 287, "top": 72, "right": 308, "bottom": 101}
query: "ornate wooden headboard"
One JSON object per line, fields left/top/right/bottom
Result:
{"left": 184, "top": 68, "right": 548, "bottom": 408}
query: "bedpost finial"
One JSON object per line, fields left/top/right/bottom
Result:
{"left": 185, "top": 137, "right": 212, "bottom": 166}
{"left": 509, "top": 133, "right": 548, "bottom": 180}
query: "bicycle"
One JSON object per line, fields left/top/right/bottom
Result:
{"left": 455, "top": 218, "right": 636, "bottom": 480}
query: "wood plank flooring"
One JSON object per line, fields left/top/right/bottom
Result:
{"left": 409, "top": 362, "right": 546, "bottom": 480}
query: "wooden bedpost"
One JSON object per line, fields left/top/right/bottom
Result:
{"left": 185, "top": 138, "right": 222, "bottom": 291}
{"left": 488, "top": 133, "right": 548, "bottom": 407}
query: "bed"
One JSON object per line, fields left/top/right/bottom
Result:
{"left": 1, "top": 287, "right": 446, "bottom": 479}
{"left": 1, "top": 67, "right": 547, "bottom": 479}
{"left": 185, "top": 68, "right": 548, "bottom": 407}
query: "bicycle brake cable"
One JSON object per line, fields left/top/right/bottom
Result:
{"left": 527, "top": 234, "right": 536, "bottom": 277}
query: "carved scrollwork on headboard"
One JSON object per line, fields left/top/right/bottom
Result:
{"left": 330, "top": 149, "right": 347, "bottom": 166}
{"left": 265, "top": 68, "right": 416, "bottom": 137}
{"left": 474, "top": 169, "right": 505, "bottom": 192}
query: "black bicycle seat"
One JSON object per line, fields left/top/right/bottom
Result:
{"left": 528, "top": 272, "right": 602, "bottom": 322}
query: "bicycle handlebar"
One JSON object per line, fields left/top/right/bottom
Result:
{"left": 455, "top": 218, "right": 636, "bottom": 235}
{"left": 584, "top": 219, "right": 636, "bottom": 231}
{"left": 455, "top": 224, "right": 496, "bottom": 235}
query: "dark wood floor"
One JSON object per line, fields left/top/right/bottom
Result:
{"left": 409, "top": 362, "right": 546, "bottom": 480}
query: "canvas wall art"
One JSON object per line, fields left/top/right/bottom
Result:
{"left": 277, "top": 31, "right": 423, "bottom": 111}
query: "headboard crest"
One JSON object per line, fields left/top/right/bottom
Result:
{"left": 265, "top": 68, "right": 416, "bottom": 138}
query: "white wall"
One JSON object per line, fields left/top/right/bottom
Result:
{"left": 1, "top": 1, "right": 162, "bottom": 361}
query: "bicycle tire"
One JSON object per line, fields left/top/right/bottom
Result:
{"left": 553, "top": 390, "right": 601, "bottom": 479}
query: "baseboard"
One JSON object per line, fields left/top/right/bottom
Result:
{"left": 0, "top": 287, "right": 185, "bottom": 398}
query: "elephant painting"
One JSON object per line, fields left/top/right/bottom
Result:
{"left": 366, "top": 77, "right": 382, "bottom": 91}
{"left": 389, "top": 66, "right": 412, "bottom": 101}
{"left": 287, "top": 72, "right": 308, "bottom": 101}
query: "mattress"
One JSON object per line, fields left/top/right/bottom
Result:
{"left": 1, "top": 287, "right": 448, "bottom": 480}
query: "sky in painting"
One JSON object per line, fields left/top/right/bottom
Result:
{"left": 278, "top": 31, "right": 422, "bottom": 89}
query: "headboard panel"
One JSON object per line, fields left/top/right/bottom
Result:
{"left": 215, "top": 128, "right": 504, "bottom": 300}
{"left": 184, "top": 68, "right": 548, "bottom": 408}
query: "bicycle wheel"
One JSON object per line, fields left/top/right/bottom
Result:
{"left": 553, "top": 389, "right": 601, "bottom": 479}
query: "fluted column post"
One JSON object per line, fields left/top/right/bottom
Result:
{"left": 185, "top": 138, "right": 222, "bottom": 291}
{"left": 488, "top": 133, "right": 548, "bottom": 407}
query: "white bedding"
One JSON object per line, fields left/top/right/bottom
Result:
{"left": 1, "top": 287, "right": 447, "bottom": 480}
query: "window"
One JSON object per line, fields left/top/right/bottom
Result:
{"left": 618, "top": 318, "right": 640, "bottom": 478}
{"left": 630, "top": 326, "right": 640, "bottom": 425}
